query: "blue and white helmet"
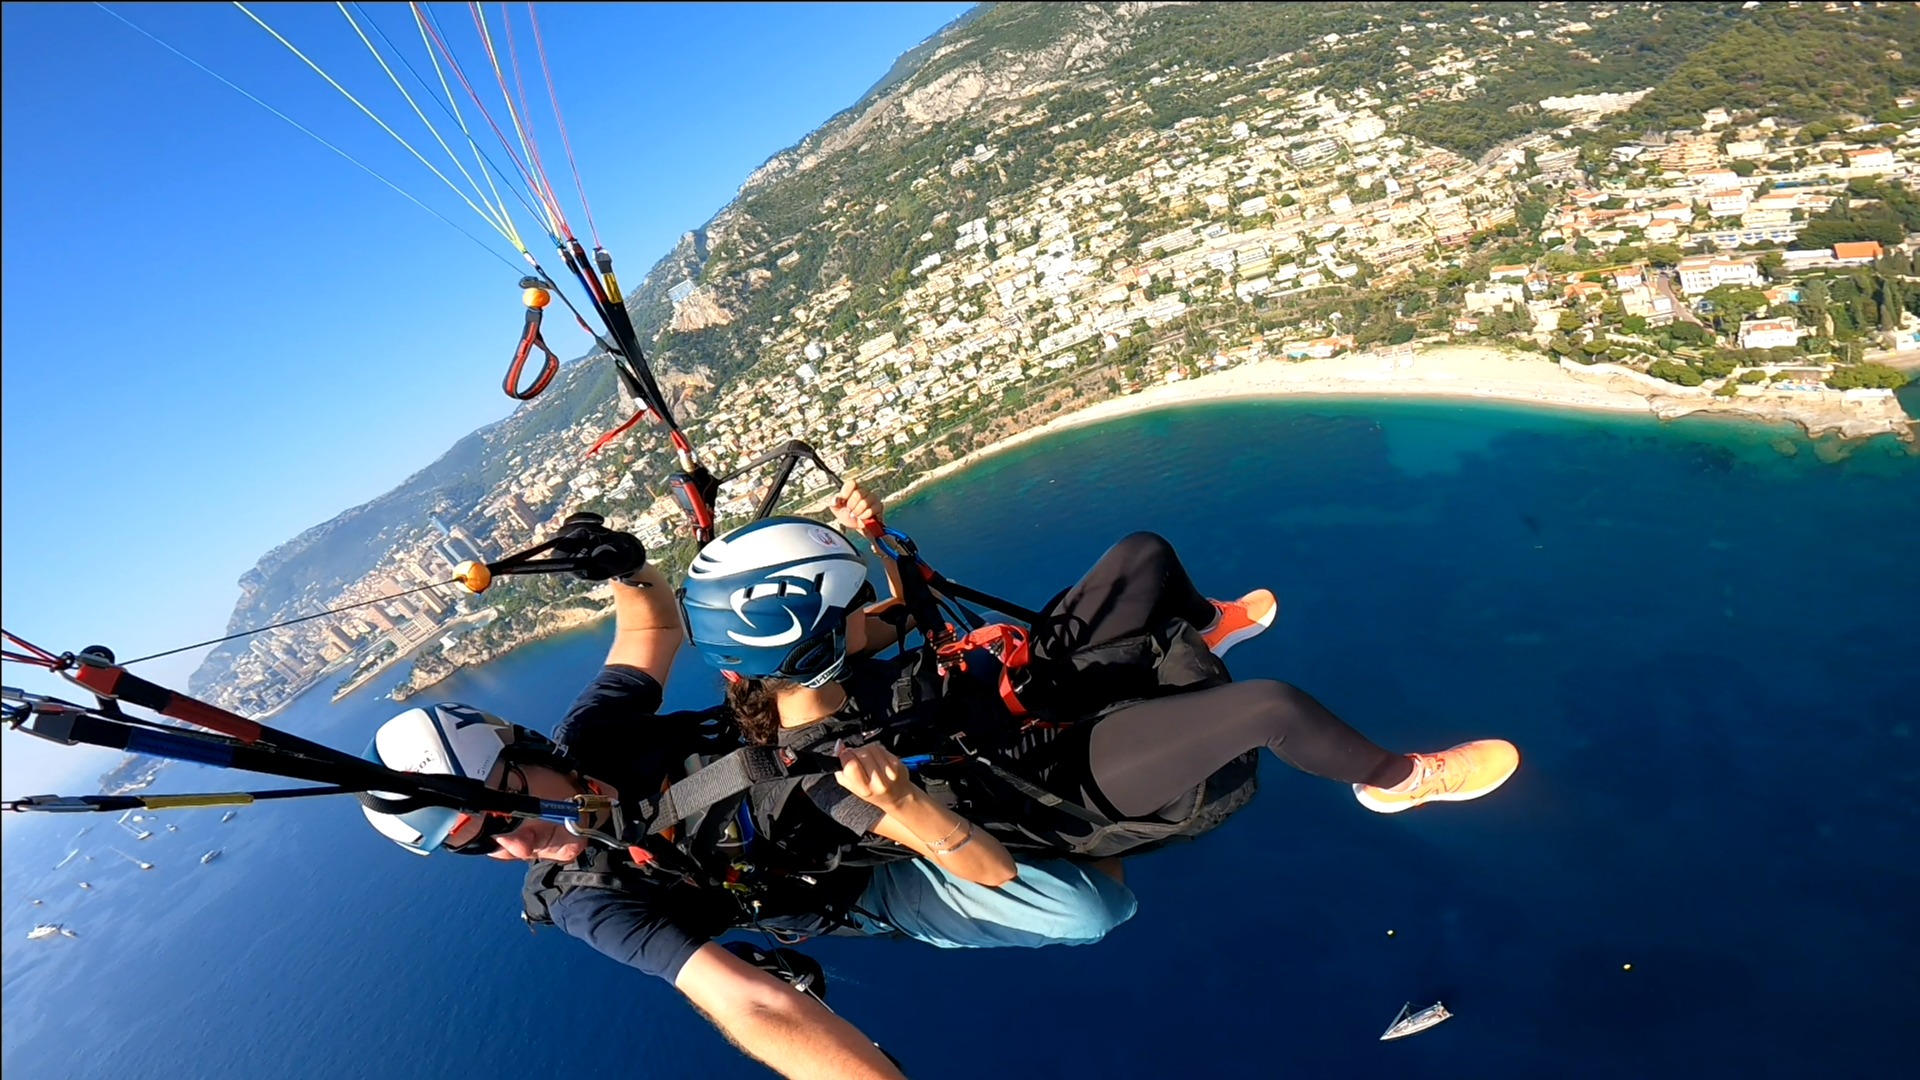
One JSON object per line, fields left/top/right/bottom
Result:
{"left": 680, "top": 516, "right": 870, "bottom": 687}
{"left": 359, "top": 703, "right": 512, "bottom": 856}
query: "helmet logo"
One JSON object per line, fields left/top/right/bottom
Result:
{"left": 726, "top": 608, "right": 805, "bottom": 648}
{"left": 808, "top": 526, "right": 842, "bottom": 549}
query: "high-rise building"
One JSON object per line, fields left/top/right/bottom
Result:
{"left": 320, "top": 624, "right": 357, "bottom": 655}
{"left": 447, "top": 524, "right": 488, "bottom": 562}
{"left": 403, "top": 555, "right": 439, "bottom": 587}
{"left": 495, "top": 493, "right": 536, "bottom": 534}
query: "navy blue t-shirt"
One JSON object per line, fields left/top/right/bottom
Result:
{"left": 541, "top": 666, "right": 874, "bottom": 984}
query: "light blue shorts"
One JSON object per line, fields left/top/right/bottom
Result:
{"left": 850, "top": 856, "right": 1137, "bottom": 949}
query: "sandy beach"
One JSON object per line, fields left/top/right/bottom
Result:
{"left": 889, "top": 344, "right": 1914, "bottom": 502}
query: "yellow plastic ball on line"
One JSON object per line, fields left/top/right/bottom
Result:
{"left": 523, "top": 286, "right": 551, "bottom": 309}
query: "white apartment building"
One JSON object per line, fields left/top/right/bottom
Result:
{"left": 1678, "top": 254, "right": 1763, "bottom": 295}
{"left": 1738, "top": 318, "right": 1802, "bottom": 351}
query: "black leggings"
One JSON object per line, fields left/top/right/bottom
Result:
{"left": 1035, "top": 533, "right": 1415, "bottom": 819}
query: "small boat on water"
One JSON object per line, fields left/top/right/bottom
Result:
{"left": 1380, "top": 1001, "right": 1452, "bottom": 1041}
{"left": 221, "top": 811, "right": 238, "bottom": 823}
{"left": 77, "top": 881, "right": 93, "bottom": 890}
{"left": 200, "top": 849, "right": 223, "bottom": 865}
{"left": 28, "top": 924, "right": 62, "bottom": 941}
{"left": 60, "top": 927, "right": 79, "bottom": 938}
{"left": 166, "top": 824, "right": 179, "bottom": 832}
{"left": 112, "top": 849, "right": 155, "bottom": 871}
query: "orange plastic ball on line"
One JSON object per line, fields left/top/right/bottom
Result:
{"left": 523, "top": 286, "right": 551, "bottom": 309}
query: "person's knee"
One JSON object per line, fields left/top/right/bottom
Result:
{"left": 1111, "top": 531, "right": 1176, "bottom": 568}
{"left": 1237, "top": 679, "right": 1315, "bottom": 733}
{"left": 1243, "top": 678, "right": 1308, "bottom": 708}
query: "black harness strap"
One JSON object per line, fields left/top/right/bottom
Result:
{"left": 961, "top": 747, "right": 1114, "bottom": 828}
{"left": 629, "top": 745, "right": 839, "bottom": 837}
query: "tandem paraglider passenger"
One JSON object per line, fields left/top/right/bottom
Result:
{"left": 685, "top": 479, "right": 1521, "bottom": 861}
{"left": 358, "top": 515, "right": 1134, "bottom": 1080}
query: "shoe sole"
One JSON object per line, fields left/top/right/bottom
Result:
{"left": 1208, "top": 594, "right": 1279, "bottom": 658}
{"left": 1352, "top": 756, "right": 1519, "bottom": 814}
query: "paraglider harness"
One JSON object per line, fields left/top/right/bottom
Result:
{"left": 574, "top": 489, "right": 1259, "bottom": 883}
{"left": 513, "top": 444, "right": 1257, "bottom": 936}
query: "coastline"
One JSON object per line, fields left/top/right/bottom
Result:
{"left": 408, "top": 343, "right": 1913, "bottom": 699}
{"left": 888, "top": 344, "right": 1915, "bottom": 503}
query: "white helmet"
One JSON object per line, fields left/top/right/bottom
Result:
{"left": 359, "top": 703, "right": 513, "bottom": 855}
{"left": 679, "top": 517, "right": 871, "bottom": 687}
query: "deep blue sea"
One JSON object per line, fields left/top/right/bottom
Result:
{"left": 6, "top": 399, "right": 1917, "bottom": 1079}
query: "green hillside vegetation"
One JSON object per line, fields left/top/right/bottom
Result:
{"left": 191, "top": 1, "right": 1920, "bottom": 704}
{"left": 1625, "top": 4, "right": 1920, "bottom": 131}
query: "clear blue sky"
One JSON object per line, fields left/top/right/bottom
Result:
{"left": 0, "top": 1, "right": 973, "bottom": 796}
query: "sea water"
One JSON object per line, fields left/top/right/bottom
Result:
{"left": 5, "top": 399, "right": 1916, "bottom": 1079}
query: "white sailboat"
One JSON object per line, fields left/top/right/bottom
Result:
{"left": 1380, "top": 1001, "right": 1452, "bottom": 1041}
{"left": 27, "top": 924, "right": 62, "bottom": 941}
{"left": 220, "top": 810, "right": 238, "bottom": 823}
{"left": 200, "top": 849, "right": 223, "bottom": 865}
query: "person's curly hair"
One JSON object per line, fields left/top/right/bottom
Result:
{"left": 725, "top": 676, "right": 794, "bottom": 745}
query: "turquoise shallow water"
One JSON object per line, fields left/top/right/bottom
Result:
{"left": 5, "top": 399, "right": 1917, "bottom": 1079}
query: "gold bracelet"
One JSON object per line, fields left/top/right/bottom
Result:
{"left": 933, "top": 824, "right": 975, "bottom": 857}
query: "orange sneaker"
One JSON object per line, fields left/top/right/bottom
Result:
{"left": 1200, "top": 589, "right": 1278, "bottom": 657}
{"left": 1352, "top": 740, "right": 1520, "bottom": 814}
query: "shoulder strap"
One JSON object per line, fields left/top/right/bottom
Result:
{"left": 522, "top": 846, "right": 632, "bottom": 928}
{"left": 630, "top": 744, "right": 841, "bottom": 837}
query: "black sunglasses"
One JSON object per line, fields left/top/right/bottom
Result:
{"left": 445, "top": 762, "right": 528, "bottom": 856}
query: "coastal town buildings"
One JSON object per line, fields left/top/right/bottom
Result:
{"left": 198, "top": 7, "right": 1920, "bottom": 716}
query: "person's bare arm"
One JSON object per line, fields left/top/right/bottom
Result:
{"left": 839, "top": 744, "right": 1017, "bottom": 887}
{"left": 604, "top": 563, "right": 682, "bottom": 682}
{"left": 674, "top": 943, "right": 905, "bottom": 1080}
{"left": 830, "top": 478, "right": 913, "bottom": 655}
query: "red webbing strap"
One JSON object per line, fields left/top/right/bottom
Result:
{"left": 586, "top": 408, "right": 649, "bottom": 456}
{"left": 67, "top": 663, "right": 265, "bottom": 745}
{"left": 505, "top": 307, "right": 559, "bottom": 400}
{"left": 938, "top": 624, "right": 1034, "bottom": 718}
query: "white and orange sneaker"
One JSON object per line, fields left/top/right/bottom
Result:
{"left": 1200, "top": 589, "right": 1279, "bottom": 657}
{"left": 1353, "top": 740, "right": 1520, "bottom": 814}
